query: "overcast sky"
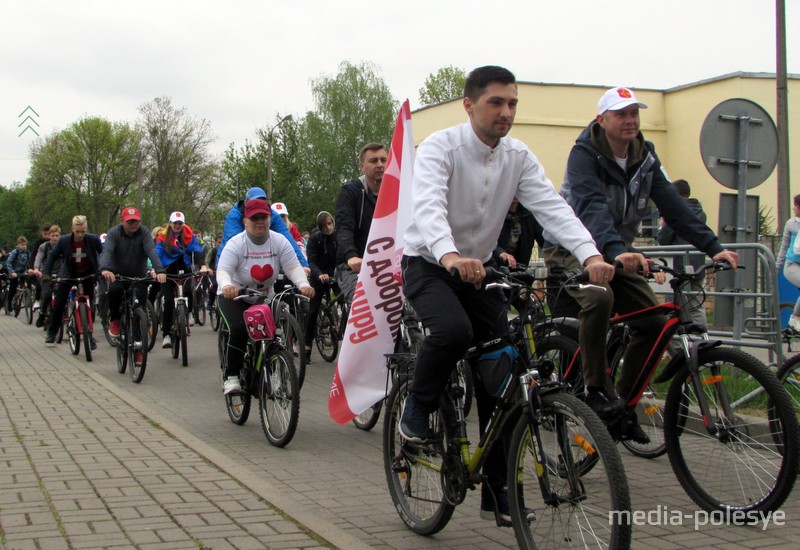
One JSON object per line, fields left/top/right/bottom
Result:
{"left": 2, "top": 0, "right": 797, "bottom": 187}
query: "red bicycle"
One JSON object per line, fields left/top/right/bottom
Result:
{"left": 53, "top": 275, "right": 96, "bottom": 362}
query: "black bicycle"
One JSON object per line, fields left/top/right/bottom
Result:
{"left": 114, "top": 276, "right": 152, "bottom": 383}
{"left": 313, "top": 280, "right": 349, "bottom": 363}
{"left": 219, "top": 288, "right": 300, "bottom": 447}
{"left": 383, "top": 267, "right": 630, "bottom": 548}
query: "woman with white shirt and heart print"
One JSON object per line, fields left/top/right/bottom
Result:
{"left": 216, "top": 199, "right": 314, "bottom": 395}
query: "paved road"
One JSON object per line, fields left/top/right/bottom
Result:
{"left": 1, "top": 311, "right": 798, "bottom": 549}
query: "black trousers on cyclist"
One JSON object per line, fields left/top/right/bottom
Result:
{"left": 402, "top": 255, "right": 510, "bottom": 489}
{"left": 7, "top": 275, "right": 24, "bottom": 309}
{"left": 107, "top": 280, "right": 148, "bottom": 322}
{"left": 304, "top": 278, "right": 338, "bottom": 345}
{"left": 161, "top": 262, "right": 193, "bottom": 337}
{"left": 48, "top": 274, "right": 95, "bottom": 338}
{"left": 218, "top": 296, "right": 249, "bottom": 377}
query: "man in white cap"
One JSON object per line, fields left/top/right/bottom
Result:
{"left": 542, "top": 87, "right": 739, "bottom": 442}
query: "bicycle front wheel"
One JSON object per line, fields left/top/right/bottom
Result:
{"left": 129, "top": 307, "right": 149, "bottom": 383}
{"left": 210, "top": 301, "right": 220, "bottom": 332}
{"left": 116, "top": 317, "right": 128, "bottom": 374}
{"left": 178, "top": 306, "right": 188, "bottom": 367}
{"left": 146, "top": 300, "right": 158, "bottom": 352}
{"left": 79, "top": 303, "right": 92, "bottom": 362}
{"left": 259, "top": 348, "right": 300, "bottom": 447}
{"left": 382, "top": 377, "right": 455, "bottom": 536}
{"left": 67, "top": 309, "right": 80, "bottom": 356}
{"left": 314, "top": 307, "right": 338, "bottom": 362}
{"left": 664, "top": 347, "right": 800, "bottom": 513}
{"left": 508, "top": 392, "right": 631, "bottom": 550}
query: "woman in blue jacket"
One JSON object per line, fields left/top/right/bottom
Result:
{"left": 155, "top": 212, "right": 207, "bottom": 349}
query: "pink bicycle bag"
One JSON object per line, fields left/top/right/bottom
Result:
{"left": 244, "top": 304, "right": 276, "bottom": 341}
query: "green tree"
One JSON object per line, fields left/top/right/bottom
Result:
{"left": 137, "top": 96, "right": 222, "bottom": 234}
{"left": 299, "top": 60, "right": 397, "bottom": 223}
{"left": 0, "top": 184, "right": 37, "bottom": 247}
{"left": 418, "top": 66, "right": 466, "bottom": 106}
{"left": 27, "top": 116, "right": 144, "bottom": 232}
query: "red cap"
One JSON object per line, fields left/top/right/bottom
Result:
{"left": 244, "top": 199, "right": 271, "bottom": 219}
{"left": 121, "top": 207, "right": 141, "bottom": 222}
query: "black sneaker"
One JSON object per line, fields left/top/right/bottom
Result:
{"left": 585, "top": 386, "right": 625, "bottom": 418}
{"left": 44, "top": 333, "right": 56, "bottom": 346}
{"left": 621, "top": 410, "right": 651, "bottom": 444}
{"left": 480, "top": 484, "right": 536, "bottom": 526}
{"left": 398, "top": 394, "right": 432, "bottom": 443}
{"left": 90, "top": 337, "right": 97, "bottom": 350}
{"left": 35, "top": 315, "right": 45, "bottom": 328}
{"left": 304, "top": 349, "right": 312, "bottom": 364}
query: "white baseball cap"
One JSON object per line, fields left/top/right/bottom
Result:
{"left": 169, "top": 211, "right": 186, "bottom": 223}
{"left": 597, "top": 87, "right": 648, "bottom": 115}
{"left": 273, "top": 202, "right": 289, "bottom": 217}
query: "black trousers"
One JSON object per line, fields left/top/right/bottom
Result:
{"left": 402, "top": 255, "right": 510, "bottom": 487}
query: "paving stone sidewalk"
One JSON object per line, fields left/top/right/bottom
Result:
{"left": 0, "top": 314, "right": 367, "bottom": 550}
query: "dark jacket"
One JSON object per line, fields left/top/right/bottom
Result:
{"left": 28, "top": 237, "right": 47, "bottom": 269}
{"left": 657, "top": 197, "right": 708, "bottom": 272}
{"left": 99, "top": 224, "right": 164, "bottom": 277}
{"left": 557, "top": 121, "right": 723, "bottom": 262}
{"left": 493, "top": 204, "right": 543, "bottom": 267}
{"left": 6, "top": 247, "right": 31, "bottom": 274}
{"left": 335, "top": 178, "right": 377, "bottom": 265}
{"left": 44, "top": 233, "right": 102, "bottom": 278}
{"left": 306, "top": 230, "right": 338, "bottom": 281}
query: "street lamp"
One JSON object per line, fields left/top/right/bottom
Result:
{"left": 266, "top": 114, "right": 293, "bottom": 201}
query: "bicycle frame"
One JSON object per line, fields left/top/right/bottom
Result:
{"left": 58, "top": 276, "right": 95, "bottom": 334}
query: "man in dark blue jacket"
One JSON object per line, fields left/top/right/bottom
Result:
{"left": 43, "top": 215, "right": 103, "bottom": 346}
{"left": 543, "top": 87, "right": 738, "bottom": 442}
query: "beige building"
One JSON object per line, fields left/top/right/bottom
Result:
{"left": 410, "top": 72, "right": 800, "bottom": 237}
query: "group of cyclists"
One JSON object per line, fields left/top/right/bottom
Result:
{"left": 5, "top": 64, "right": 790, "bottom": 549}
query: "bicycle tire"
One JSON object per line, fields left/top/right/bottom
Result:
{"left": 314, "top": 307, "right": 338, "bottom": 362}
{"left": 210, "top": 301, "right": 220, "bottom": 332}
{"left": 145, "top": 300, "right": 158, "bottom": 352}
{"left": 383, "top": 376, "right": 455, "bottom": 535}
{"left": 178, "top": 306, "right": 188, "bottom": 367}
{"left": 259, "top": 348, "right": 300, "bottom": 447}
{"left": 23, "top": 290, "right": 33, "bottom": 325}
{"left": 352, "top": 402, "right": 382, "bottom": 431}
{"left": 193, "top": 286, "right": 206, "bottom": 326}
{"left": 776, "top": 353, "right": 800, "bottom": 412}
{"left": 508, "top": 392, "right": 632, "bottom": 550}
{"left": 278, "top": 305, "right": 305, "bottom": 388}
{"left": 129, "top": 307, "right": 149, "bottom": 383}
{"left": 13, "top": 291, "right": 21, "bottom": 317}
{"left": 68, "top": 309, "right": 80, "bottom": 356}
{"left": 57, "top": 317, "right": 65, "bottom": 344}
{"left": 171, "top": 304, "right": 183, "bottom": 360}
{"left": 664, "top": 347, "right": 800, "bottom": 513}
{"left": 609, "top": 340, "right": 667, "bottom": 459}
{"left": 79, "top": 303, "right": 92, "bottom": 362}
{"left": 116, "top": 316, "right": 128, "bottom": 374}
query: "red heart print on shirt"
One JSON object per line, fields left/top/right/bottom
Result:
{"left": 250, "top": 264, "right": 274, "bottom": 283}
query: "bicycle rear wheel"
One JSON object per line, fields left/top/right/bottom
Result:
{"left": 508, "top": 392, "right": 631, "bottom": 550}
{"left": 193, "top": 286, "right": 206, "bottom": 326}
{"left": 67, "top": 309, "right": 80, "bottom": 356}
{"left": 382, "top": 377, "right": 455, "bottom": 536}
{"left": 129, "top": 307, "right": 149, "bottom": 383}
{"left": 664, "top": 347, "right": 800, "bottom": 513}
{"left": 23, "top": 290, "right": 33, "bottom": 324}
{"left": 79, "top": 303, "right": 92, "bottom": 362}
{"left": 610, "top": 342, "right": 668, "bottom": 459}
{"left": 259, "top": 348, "right": 300, "bottom": 447}
{"left": 315, "top": 307, "right": 338, "bottom": 362}
{"left": 352, "top": 402, "right": 382, "bottom": 431}
{"left": 776, "top": 353, "right": 800, "bottom": 412}
{"left": 177, "top": 305, "right": 188, "bottom": 367}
